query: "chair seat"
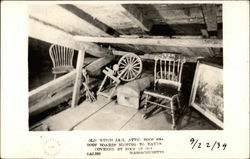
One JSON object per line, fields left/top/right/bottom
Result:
{"left": 52, "top": 66, "right": 74, "bottom": 74}
{"left": 144, "top": 83, "right": 179, "bottom": 99}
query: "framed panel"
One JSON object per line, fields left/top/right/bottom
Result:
{"left": 189, "top": 61, "right": 223, "bottom": 128}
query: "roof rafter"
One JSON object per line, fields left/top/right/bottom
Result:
{"left": 121, "top": 4, "right": 153, "bottom": 32}
{"left": 59, "top": 4, "right": 120, "bottom": 36}
{"left": 201, "top": 4, "right": 218, "bottom": 32}
{"left": 59, "top": 4, "right": 145, "bottom": 53}
{"left": 29, "top": 16, "right": 109, "bottom": 57}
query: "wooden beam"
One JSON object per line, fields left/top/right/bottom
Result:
{"left": 202, "top": 4, "right": 218, "bottom": 31}
{"left": 29, "top": 70, "right": 76, "bottom": 107}
{"left": 29, "top": 79, "right": 99, "bottom": 117}
{"left": 113, "top": 51, "right": 197, "bottom": 63}
{"left": 29, "top": 56, "right": 113, "bottom": 116}
{"left": 163, "top": 16, "right": 222, "bottom": 24}
{"left": 58, "top": 5, "right": 143, "bottom": 54}
{"left": 28, "top": 56, "right": 104, "bottom": 107}
{"left": 171, "top": 35, "right": 203, "bottom": 39}
{"left": 201, "top": 29, "right": 209, "bottom": 38}
{"left": 29, "top": 16, "right": 109, "bottom": 57}
{"left": 121, "top": 4, "right": 152, "bottom": 32}
{"left": 120, "top": 35, "right": 203, "bottom": 39}
{"left": 59, "top": 4, "right": 120, "bottom": 36}
{"left": 71, "top": 50, "right": 85, "bottom": 108}
{"left": 74, "top": 35, "right": 222, "bottom": 48}
{"left": 86, "top": 56, "right": 113, "bottom": 73}
{"left": 29, "top": 86, "right": 73, "bottom": 117}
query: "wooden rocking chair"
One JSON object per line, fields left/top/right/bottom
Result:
{"left": 49, "top": 44, "right": 75, "bottom": 79}
{"left": 143, "top": 53, "right": 186, "bottom": 129}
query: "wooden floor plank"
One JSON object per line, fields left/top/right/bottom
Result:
{"left": 42, "top": 96, "right": 111, "bottom": 131}
{"left": 73, "top": 102, "right": 138, "bottom": 130}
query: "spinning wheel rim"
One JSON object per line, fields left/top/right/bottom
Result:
{"left": 117, "top": 53, "right": 142, "bottom": 81}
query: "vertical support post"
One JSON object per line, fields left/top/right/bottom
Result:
{"left": 168, "top": 60, "right": 171, "bottom": 79}
{"left": 164, "top": 59, "right": 167, "bottom": 79}
{"left": 154, "top": 58, "right": 158, "bottom": 87}
{"left": 172, "top": 60, "right": 175, "bottom": 80}
{"left": 71, "top": 49, "right": 85, "bottom": 108}
{"left": 177, "top": 59, "right": 180, "bottom": 81}
{"left": 160, "top": 59, "right": 163, "bottom": 79}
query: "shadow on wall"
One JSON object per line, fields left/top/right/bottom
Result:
{"left": 28, "top": 37, "right": 77, "bottom": 91}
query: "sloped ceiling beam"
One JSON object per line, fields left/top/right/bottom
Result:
{"left": 74, "top": 35, "right": 222, "bottom": 48}
{"left": 59, "top": 4, "right": 144, "bottom": 53}
{"left": 29, "top": 16, "right": 108, "bottom": 57}
{"left": 121, "top": 4, "right": 153, "bottom": 32}
{"left": 201, "top": 4, "right": 218, "bottom": 31}
{"left": 59, "top": 4, "right": 120, "bottom": 36}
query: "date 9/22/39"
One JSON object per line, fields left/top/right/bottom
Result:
{"left": 190, "top": 138, "right": 227, "bottom": 151}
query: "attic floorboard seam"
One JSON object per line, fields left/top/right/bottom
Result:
{"left": 70, "top": 100, "right": 114, "bottom": 130}
{"left": 119, "top": 110, "right": 139, "bottom": 130}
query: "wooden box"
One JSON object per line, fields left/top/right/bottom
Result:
{"left": 117, "top": 85, "right": 140, "bottom": 109}
{"left": 117, "top": 76, "right": 153, "bottom": 109}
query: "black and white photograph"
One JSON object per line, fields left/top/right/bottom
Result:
{"left": 1, "top": 1, "right": 249, "bottom": 158}
{"left": 28, "top": 3, "right": 223, "bottom": 131}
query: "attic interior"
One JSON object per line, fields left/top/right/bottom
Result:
{"left": 28, "top": 3, "right": 223, "bottom": 131}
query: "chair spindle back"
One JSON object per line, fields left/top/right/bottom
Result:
{"left": 49, "top": 44, "right": 74, "bottom": 69}
{"left": 154, "top": 53, "right": 186, "bottom": 90}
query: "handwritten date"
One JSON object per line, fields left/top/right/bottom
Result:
{"left": 190, "top": 138, "right": 227, "bottom": 151}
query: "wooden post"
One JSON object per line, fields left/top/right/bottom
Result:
{"left": 71, "top": 49, "right": 85, "bottom": 108}
{"left": 29, "top": 56, "right": 113, "bottom": 117}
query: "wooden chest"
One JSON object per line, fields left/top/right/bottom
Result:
{"left": 117, "top": 85, "right": 140, "bottom": 109}
{"left": 116, "top": 76, "right": 153, "bottom": 109}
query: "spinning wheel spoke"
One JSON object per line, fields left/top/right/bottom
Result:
{"left": 128, "top": 57, "right": 132, "bottom": 64}
{"left": 122, "top": 70, "right": 129, "bottom": 79}
{"left": 132, "top": 57, "right": 138, "bottom": 64}
{"left": 133, "top": 63, "right": 141, "bottom": 66}
{"left": 130, "top": 70, "right": 134, "bottom": 78}
{"left": 133, "top": 66, "right": 141, "bottom": 70}
{"left": 123, "top": 59, "right": 128, "bottom": 65}
{"left": 127, "top": 71, "right": 131, "bottom": 80}
{"left": 132, "top": 68, "right": 139, "bottom": 73}
{"left": 132, "top": 58, "right": 138, "bottom": 65}
{"left": 133, "top": 65, "right": 141, "bottom": 68}
{"left": 126, "top": 57, "right": 130, "bottom": 64}
{"left": 130, "top": 70, "right": 136, "bottom": 77}
{"left": 126, "top": 70, "right": 130, "bottom": 78}
{"left": 120, "top": 61, "right": 127, "bottom": 66}
{"left": 131, "top": 70, "right": 135, "bottom": 78}
{"left": 130, "top": 57, "right": 135, "bottom": 63}
{"left": 117, "top": 53, "right": 142, "bottom": 81}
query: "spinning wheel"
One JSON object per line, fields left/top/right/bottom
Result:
{"left": 117, "top": 53, "right": 142, "bottom": 81}
{"left": 97, "top": 53, "right": 142, "bottom": 101}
